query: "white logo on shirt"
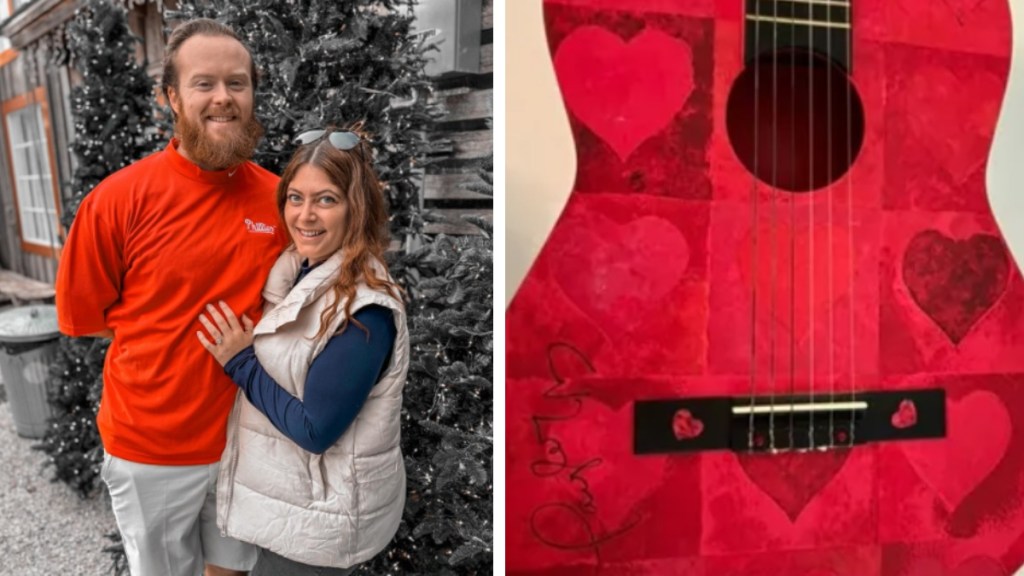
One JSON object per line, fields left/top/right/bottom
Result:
{"left": 245, "top": 219, "right": 276, "bottom": 235}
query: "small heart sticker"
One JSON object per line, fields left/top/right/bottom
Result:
{"left": 673, "top": 408, "right": 705, "bottom": 440}
{"left": 892, "top": 399, "right": 918, "bottom": 429}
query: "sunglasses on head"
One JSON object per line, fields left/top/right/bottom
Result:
{"left": 293, "top": 129, "right": 361, "bottom": 150}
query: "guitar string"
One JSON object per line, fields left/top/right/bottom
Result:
{"left": 788, "top": 0, "right": 798, "bottom": 452}
{"left": 845, "top": 0, "right": 857, "bottom": 447}
{"left": 748, "top": 0, "right": 765, "bottom": 453}
{"left": 769, "top": 0, "right": 780, "bottom": 451}
{"left": 807, "top": 0, "right": 817, "bottom": 450}
{"left": 827, "top": 0, "right": 837, "bottom": 450}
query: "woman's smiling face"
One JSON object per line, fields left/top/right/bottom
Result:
{"left": 283, "top": 164, "right": 348, "bottom": 264}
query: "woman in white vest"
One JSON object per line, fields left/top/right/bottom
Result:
{"left": 195, "top": 127, "right": 409, "bottom": 575}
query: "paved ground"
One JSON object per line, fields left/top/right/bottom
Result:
{"left": 0, "top": 400, "right": 118, "bottom": 575}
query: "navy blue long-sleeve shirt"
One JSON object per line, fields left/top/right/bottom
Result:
{"left": 224, "top": 298, "right": 396, "bottom": 455}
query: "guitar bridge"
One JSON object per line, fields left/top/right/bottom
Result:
{"left": 634, "top": 389, "right": 945, "bottom": 454}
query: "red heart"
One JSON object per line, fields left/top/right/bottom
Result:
{"left": 672, "top": 409, "right": 704, "bottom": 440}
{"left": 550, "top": 212, "right": 688, "bottom": 334}
{"left": 902, "top": 230, "right": 1009, "bottom": 344}
{"left": 892, "top": 399, "right": 918, "bottom": 429}
{"left": 555, "top": 26, "right": 694, "bottom": 160}
{"left": 901, "top": 390, "right": 1011, "bottom": 512}
{"left": 737, "top": 450, "right": 850, "bottom": 522}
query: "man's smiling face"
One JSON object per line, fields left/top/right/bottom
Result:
{"left": 167, "top": 33, "right": 260, "bottom": 171}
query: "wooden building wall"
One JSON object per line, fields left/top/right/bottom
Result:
{"left": 0, "top": 0, "right": 76, "bottom": 283}
{"left": 423, "top": 0, "right": 494, "bottom": 235}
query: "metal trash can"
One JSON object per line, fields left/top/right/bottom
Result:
{"left": 0, "top": 305, "right": 60, "bottom": 438}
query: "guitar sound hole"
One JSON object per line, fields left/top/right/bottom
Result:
{"left": 725, "top": 51, "right": 865, "bottom": 193}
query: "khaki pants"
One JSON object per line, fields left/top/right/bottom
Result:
{"left": 101, "top": 453, "right": 258, "bottom": 576}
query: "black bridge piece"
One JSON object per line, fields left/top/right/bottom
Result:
{"left": 634, "top": 389, "right": 945, "bottom": 454}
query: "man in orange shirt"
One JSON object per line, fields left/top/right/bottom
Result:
{"left": 55, "top": 19, "right": 287, "bottom": 576}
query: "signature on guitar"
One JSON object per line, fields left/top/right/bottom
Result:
{"left": 528, "top": 342, "right": 642, "bottom": 561}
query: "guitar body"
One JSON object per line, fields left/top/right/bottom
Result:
{"left": 506, "top": 0, "right": 1024, "bottom": 574}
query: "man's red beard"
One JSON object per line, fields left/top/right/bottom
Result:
{"left": 175, "top": 103, "right": 264, "bottom": 171}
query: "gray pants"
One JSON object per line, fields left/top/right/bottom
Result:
{"left": 251, "top": 548, "right": 357, "bottom": 576}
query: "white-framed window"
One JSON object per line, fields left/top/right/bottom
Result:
{"left": 3, "top": 88, "right": 60, "bottom": 252}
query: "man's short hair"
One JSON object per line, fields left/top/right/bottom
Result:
{"left": 161, "top": 18, "right": 259, "bottom": 103}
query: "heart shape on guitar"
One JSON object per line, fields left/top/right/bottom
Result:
{"left": 892, "top": 399, "right": 918, "bottom": 429}
{"left": 737, "top": 449, "right": 850, "bottom": 522}
{"left": 672, "top": 409, "right": 704, "bottom": 440}
{"left": 900, "top": 390, "right": 1011, "bottom": 514}
{"left": 902, "top": 230, "right": 1008, "bottom": 345}
{"left": 550, "top": 212, "right": 688, "bottom": 334}
{"left": 555, "top": 25, "right": 694, "bottom": 161}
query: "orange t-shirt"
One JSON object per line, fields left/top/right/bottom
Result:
{"left": 56, "top": 139, "right": 289, "bottom": 465}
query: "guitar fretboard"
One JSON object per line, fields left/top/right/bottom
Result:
{"left": 745, "top": 0, "right": 853, "bottom": 71}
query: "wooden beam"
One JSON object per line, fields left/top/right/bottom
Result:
{"left": 3, "top": 0, "right": 76, "bottom": 51}
{"left": 436, "top": 88, "right": 493, "bottom": 123}
{"left": 423, "top": 172, "right": 491, "bottom": 201}
{"left": 424, "top": 208, "right": 492, "bottom": 236}
{"left": 441, "top": 129, "right": 492, "bottom": 160}
{"left": 0, "top": 268, "right": 55, "bottom": 300}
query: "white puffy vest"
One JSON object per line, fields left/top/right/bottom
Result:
{"left": 217, "top": 247, "right": 409, "bottom": 568}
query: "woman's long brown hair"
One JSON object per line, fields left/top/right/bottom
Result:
{"left": 277, "top": 125, "right": 403, "bottom": 341}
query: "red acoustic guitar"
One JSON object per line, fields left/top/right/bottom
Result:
{"left": 506, "top": 0, "right": 1024, "bottom": 574}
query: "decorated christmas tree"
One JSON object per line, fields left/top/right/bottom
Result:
{"left": 35, "top": 0, "right": 163, "bottom": 498}
{"left": 60, "top": 0, "right": 165, "bottom": 232}
{"left": 369, "top": 157, "right": 494, "bottom": 575}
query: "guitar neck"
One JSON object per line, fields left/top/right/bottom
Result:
{"left": 744, "top": 0, "right": 853, "bottom": 71}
